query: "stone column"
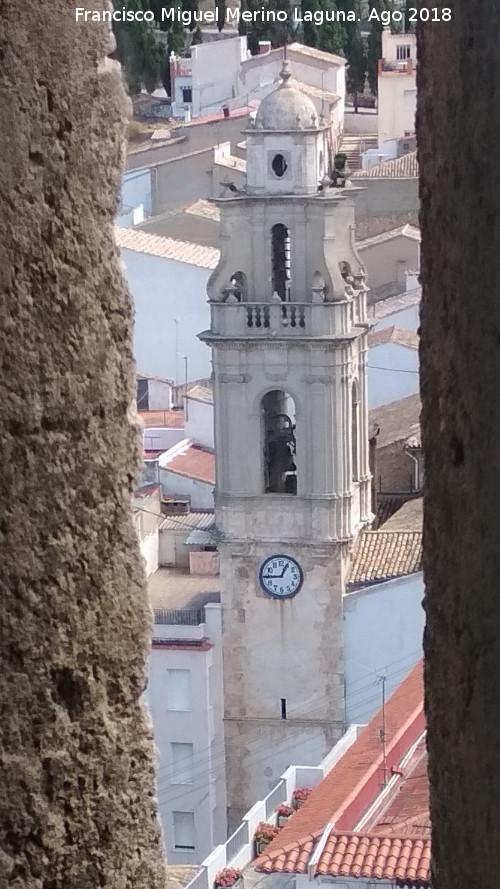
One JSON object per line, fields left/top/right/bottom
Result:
{"left": 0, "top": 2, "right": 166, "bottom": 886}
{"left": 418, "top": 2, "right": 500, "bottom": 887}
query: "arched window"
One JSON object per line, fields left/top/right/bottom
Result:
{"left": 271, "top": 224, "right": 291, "bottom": 300}
{"left": 352, "top": 381, "right": 359, "bottom": 481}
{"left": 262, "top": 390, "right": 297, "bottom": 494}
{"left": 229, "top": 271, "right": 246, "bottom": 301}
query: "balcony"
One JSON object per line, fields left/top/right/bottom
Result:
{"left": 379, "top": 58, "right": 416, "bottom": 75}
{"left": 208, "top": 298, "right": 366, "bottom": 341}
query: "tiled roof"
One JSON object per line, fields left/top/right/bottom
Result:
{"left": 257, "top": 662, "right": 425, "bottom": 873}
{"left": 314, "top": 832, "right": 430, "bottom": 882}
{"left": 214, "top": 153, "right": 246, "bottom": 172}
{"left": 369, "top": 738, "right": 429, "bottom": 837}
{"left": 160, "top": 511, "right": 215, "bottom": 532}
{"left": 187, "top": 384, "right": 214, "bottom": 404}
{"left": 368, "top": 325, "right": 419, "bottom": 350}
{"left": 370, "top": 287, "right": 421, "bottom": 323}
{"left": 161, "top": 441, "right": 215, "bottom": 485}
{"left": 358, "top": 223, "right": 420, "bottom": 249}
{"left": 139, "top": 410, "right": 185, "bottom": 428}
{"left": 114, "top": 225, "right": 220, "bottom": 269}
{"left": 288, "top": 41, "right": 346, "bottom": 66}
{"left": 370, "top": 393, "right": 421, "bottom": 449}
{"left": 373, "top": 495, "right": 408, "bottom": 529}
{"left": 348, "top": 530, "right": 422, "bottom": 585}
{"left": 381, "top": 498, "right": 423, "bottom": 532}
{"left": 185, "top": 199, "right": 221, "bottom": 222}
{"left": 352, "top": 151, "right": 418, "bottom": 179}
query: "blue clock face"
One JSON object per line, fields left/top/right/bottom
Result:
{"left": 259, "top": 555, "right": 303, "bottom": 599}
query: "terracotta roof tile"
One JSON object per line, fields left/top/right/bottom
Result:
{"left": 161, "top": 443, "right": 215, "bottom": 485}
{"left": 358, "top": 223, "right": 420, "bottom": 249}
{"left": 288, "top": 41, "right": 346, "bottom": 66}
{"left": 380, "top": 498, "right": 423, "bottom": 532}
{"left": 368, "top": 325, "right": 420, "bottom": 350}
{"left": 369, "top": 392, "right": 421, "bottom": 449}
{"left": 352, "top": 151, "right": 418, "bottom": 179}
{"left": 257, "top": 663, "right": 424, "bottom": 873}
{"left": 185, "top": 199, "right": 221, "bottom": 222}
{"left": 114, "top": 225, "right": 219, "bottom": 269}
{"left": 349, "top": 530, "right": 422, "bottom": 585}
{"left": 312, "top": 833, "right": 430, "bottom": 882}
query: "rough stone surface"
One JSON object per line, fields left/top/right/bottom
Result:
{"left": 0, "top": 3, "right": 166, "bottom": 886}
{"left": 417, "top": 4, "right": 500, "bottom": 888}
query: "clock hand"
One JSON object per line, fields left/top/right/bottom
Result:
{"left": 279, "top": 564, "right": 289, "bottom": 578}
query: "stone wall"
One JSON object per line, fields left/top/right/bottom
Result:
{"left": 0, "top": 2, "right": 166, "bottom": 885}
{"left": 417, "top": 2, "right": 500, "bottom": 887}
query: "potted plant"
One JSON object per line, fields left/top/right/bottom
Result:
{"left": 275, "top": 803, "right": 294, "bottom": 827}
{"left": 214, "top": 868, "right": 242, "bottom": 889}
{"left": 254, "top": 821, "right": 281, "bottom": 855}
{"left": 292, "top": 787, "right": 313, "bottom": 809}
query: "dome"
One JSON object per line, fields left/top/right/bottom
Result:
{"left": 254, "top": 61, "right": 318, "bottom": 131}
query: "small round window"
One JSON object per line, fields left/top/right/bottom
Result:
{"left": 272, "top": 153, "right": 288, "bottom": 178}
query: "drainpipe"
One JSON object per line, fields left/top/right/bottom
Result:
{"left": 406, "top": 449, "right": 420, "bottom": 492}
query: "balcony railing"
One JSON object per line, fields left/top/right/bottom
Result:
{"left": 209, "top": 299, "right": 365, "bottom": 339}
{"left": 154, "top": 608, "right": 205, "bottom": 626}
{"left": 379, "top": 58, "right": 416, "bottom": 75}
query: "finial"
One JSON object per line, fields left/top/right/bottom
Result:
{"left": 295, "top": 113, "right": 302, "bottom": 129}
{"left": 319, "top": 111, "right": 326, "bottom": 126}
{"left": 280, "top": 59, "right": 292, "bottom": 85}
{"left": 311, "top": 112, "right": 317, "bottom": 128}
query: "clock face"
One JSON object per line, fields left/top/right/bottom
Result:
{"left": 258, "top": 555, "right": 303, "bottom": 599}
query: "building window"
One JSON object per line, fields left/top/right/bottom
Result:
{"left": 262, "top": 390, "right": 297, "bottom": 495}
{"left": 396, "top": 44, "right": 411, "bottom": 60}
{"left": 182, "top": 87, "right": 192, "bottom": 103}
{"left": 167, "top": 669, "right": 191, "bottom": 711}
{"left": 352, "top": 381, "right": 359, "bottom": 481}
{"left": 173, "top": 811, "right": 196, "bottom": 850}
{"left": 171, "top": 743, "right": 194, "bottom": 784}
{"left": 271, "top": 223, "right": 291, "bottom": 300}
{"left": 136, "top": 377, "right": 149, "bottom": 411}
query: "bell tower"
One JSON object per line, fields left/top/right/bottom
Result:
{"left": 200, "top": 63, "right": 372, "bottom": 824}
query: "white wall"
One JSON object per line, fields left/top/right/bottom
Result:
{"left": 368, "top": 342, "right": 419, "bottom": 408}
{"left": 343, "top": 572, "right": 424, "bottom": 724}
{"left": 120, "top": 248, "right": 212, "bottom": 382}
{"left": 185, "top": 397, "right": 214, "bottom": 449}
{"left": 359, "top": 235, "right": 420, "bottom": 290}
{"left": 143, "top": 427, "right": 186, "bottom": 451}
{"left": 374, "top": 304, "right": 419, "bottom": 333}
{"left": 191, "top": 38, "right": 247, "bottom": 117}
{"left": 159, "top": 528, "right": 193, "bottom": 568}
{"left": 118, "top": 169, "right": 152, "bottom": 227}
{"left": 146, "top": 604, "right": 226, "bottom": 864}
{"left": 378, "top": 74, "right": 417, "bottom": 144}
{"left": 160, "top": 467, "right": 214, "bottom": 510}
{"left": 140, "top": 528, "right": 159, "bottom": 576}
{"left": 147, "top": 378, "right": 173, "bottom": 410}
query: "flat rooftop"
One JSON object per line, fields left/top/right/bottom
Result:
{"left": 148, "top": 567, "right": 220, "bottom": 611}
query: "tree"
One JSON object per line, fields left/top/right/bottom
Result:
{"left": 238, "top": 0, "right": 294, "bottom": 54}
{"left": 346, "top": 28, "right": 366, "bottom": 111}
{"left": 112, "top": 0, "right": 166, "bottom": 95}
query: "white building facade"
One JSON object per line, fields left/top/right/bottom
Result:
{"left": 146, "top": 603, "right": 227, "bottom": 864}
{"left": 377, "top": 31, "right": 417, "bottom": 145}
